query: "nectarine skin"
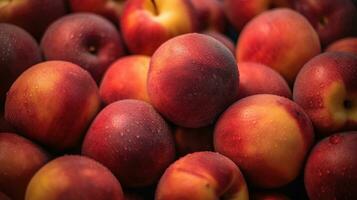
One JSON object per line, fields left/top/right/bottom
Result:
{"left": 0, "top": 23, "right": 42, "bottom": 111}
{"left": 82, "top": 99, "right": 175, "bottom": 187}
{"left": 237, "top": 62, "right": 292, "bottom": 99}
{"left": 41, "top": 13, "right": 125, "bottom": 82}
{"left": 224, "top": 0, "right": 293, "bottom": 32}
{"left": 304, "top": 132, "right": 357, "bottom": 200}
{"left": 5, "top": 61, "right": 101, "bottom": 151}
{"left": 0, "top": 132, "right": 49, "bottom": 200}
{"left": 0, "top": 0, "right": 67, "bottom": 39}
{"left": 294, "top": 0, "right": 357, "bottom": 46}
{"left": 293, "top": 52, "right": 357, "bottom": 136}
{"left": 148, "top": 33, "right": 238, "bottom": 128}
{"left": 326, "top": 37, "right": 357, "bottom": 56}
{"left": 25, "top": 155, "right": 124, "bottom": 200}
{"left": 156, "top": 151, "right": 249, "bottom": 200}
{"left": 69, "top": 0, "right": 125, "bottom": 25}
{"left": 191, "top": 0, "right": 227, "bottom": 33}
{"left": 204, "top": 31, "right": 235, "bottom": 55}
{"left": 120, "top": 0, "right": 198, "bottom": 55}
{"left": 214, "top": 94, "right": 314, "bottom": 188}
{"left": 237, "top": 8, "right": 321, "bottom": 84}
{"left": 99, "top": 55, "right": 150, "bottom": 104}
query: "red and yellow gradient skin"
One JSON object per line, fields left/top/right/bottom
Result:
{"left": 69, "top": 0, "right": 126, "bottom": 25}
{"left": 5, "top": 61, "right": 101, "bottom": 151}
{"left": 82, "top": 99, "right": 175, "bottom": 188}
{"left": 237, "top": 62, "right": 292, "bottom": 99}
{"left": 155, "top": 151, "right": 249, "bottom": 200}
{"left": 304, "top": 132, "right": 357, "bottom": 200}
{"left": 120, "top": 0, "right": 198, "bottom": 55}
{"left": 148, "top": 33, "right": 238, "bottom": 128}
{"left": 326, "top": 37, "right": 357, "bottom": 56}
{"left": 174, "top": 126, "right": 214, "bottom": 157}
{"left": 214, "top": 94, "right": 314, "bottom": 188}
{"left": 293, "top": 52, "right": 357, "bottom": 136}
{"left": 100, "top": 55, "right": 150, "bottom": 104}
{"left": 191, "top": 0, "right": 227, "bottom": 33}
{"left": 224, "top": 0, "right": 293, "bottom": 32}
{"left": 237, "top": 8, "right": 321, "bottom": 85}
{"left": 25, "top": 155, "right": 124, "bottom": 200}
{"left": 0, "top": 133, "right": 49, "bottom": 200}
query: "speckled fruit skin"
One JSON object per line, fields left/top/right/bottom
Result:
{"left": 148, "top": 33, "right": 238, "bottom": 128}
{"left": 224, "top": 0, "right": 293, "bottom": 32}
{"left": 237, "top": 62, "right": 292, "bottom": 99}
{"left": 120, "top": 0, "right": 198, "bottom": 55}
{"left": 191, "top": 0, "right": 227, "bottom": 33}
{"left": 0, "top": 0, "right": 67, "bottom": 39}
{"left": 237, "top": 8, "right": 321, "bottom": 85}
{"left": 294, "top": 0, "right": 357, "bottom": 47}
{"left": 69, "top": 0, "right": 126, "bottom": 25}
{"left": 214, "top": 94, "right": 314, "bottom": 188}
{"left": 5, "top": 61, "right": 101, "bottom": 151}
{"left": 174, "top": 126, "right": 214, "bottom": 156}
{"left": 326, "top": 37, "right": 357, "bottom": 56}
{"left": 304, "top": 132, "right": 357, "bottom": 200}
{"left": 82, "top": 99, "right": 175, "bottom": 188}
{"left": 41, "top": 13, "right": 125, "bottom": 82}
{"left": 0, "top": 23, "right": 42, "bottom": 111}
{"left": 25, "top": 155, "right": 124, "bottom": 200}
{"left": 293, "top": 52, "right": 357, "bottom": 136}
{"left": 0, "top": 132, "right": 49, "bottom": 200}
{"left": 99, "top": 55, "right": 150, "bottom": 105}
{"left": 155, "top": 151, "right": 249, "bottom": 200}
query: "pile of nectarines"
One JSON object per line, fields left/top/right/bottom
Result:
{"left": 1, "top": 0, "right": 356, "bottom": 200}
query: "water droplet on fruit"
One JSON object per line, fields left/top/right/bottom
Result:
{"left": 135, "top": 135, "right": 140, "bottom": 139}
{"left": 329, "top": 135, "right": 342, "bottom": 144}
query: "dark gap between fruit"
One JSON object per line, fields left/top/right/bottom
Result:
{"left": 343, "top": 99, "right": 352, "bottom": 109}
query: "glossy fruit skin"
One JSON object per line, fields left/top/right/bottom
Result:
{"left": 148, "top": 33, "right": 238, "bottom": 128}
{"left": 82, "top": 99, "right": 176, "bottom": 188}
{"left": 304, "top": 132, "right": 357, "bottom": 200}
